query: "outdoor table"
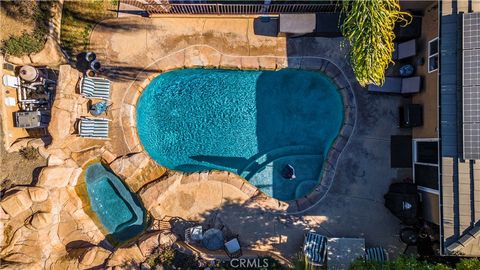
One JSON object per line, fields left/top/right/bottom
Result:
{"left": 201, "top": 228, "right": 224, "bottom": 251}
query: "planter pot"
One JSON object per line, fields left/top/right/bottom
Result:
{"left": 85, "top": 52, "right": 97, "bottom": 62}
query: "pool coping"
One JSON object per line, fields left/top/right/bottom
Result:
{"left": 118, "top": 45, "right": 357, "bottom": 214}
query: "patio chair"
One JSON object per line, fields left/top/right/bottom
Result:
{"left": 393, "top": 39, "right": 417, "bottom": 60}
{"left": 365, "top": 247, "right": 389, "bottom": 262}
{"left": 303, "top": 232, "right": 327, "bottom": 269}
{"left": 78, "top": 117, "right": 110, "bottom": 139}
{"left": 80, "top": 76, "right": 111, "bottom": 100}
{"left": 185, "top": 225, "right": 203, "bottom": 244}
{"left": 224, "top": 237, "right": 242, "bottom": 258}
{"left": 368, "top": 76, "right": 421, "bottom": 94}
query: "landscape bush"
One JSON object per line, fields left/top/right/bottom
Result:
{"left": 19, "top": 146, "right": 39, "bottom": 160}
{"left": 349, "top": 256, "right": 480, "bottom": 270}
{"left": 1, "top": 0, "right": 51, "bottom": 56}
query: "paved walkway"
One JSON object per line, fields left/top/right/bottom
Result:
{"left": 89, "top": 16, "right": 409, "bottom": 259}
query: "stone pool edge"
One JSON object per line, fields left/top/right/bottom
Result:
{"left": 119, "top": 45, "right": 357, "bottom": 214}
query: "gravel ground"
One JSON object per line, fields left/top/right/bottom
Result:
{"left": 0, "top": 118, "right": 46, "bottom": 192}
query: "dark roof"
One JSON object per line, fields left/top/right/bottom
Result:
{"left": 439, "top": 10, "right": 480, "bottom": 256}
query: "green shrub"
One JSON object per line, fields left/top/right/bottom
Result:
{"left": 145, "top": 244, "right": 176, "bottom": 267}
{"left": 19, "top": 146, "right": 39, "bottom": 160}
{"left": 349, "top": 256, "right": 452, "bottom": 270}
{"left": 456, "top": 258, "right": 480, "bottom": 270}
{"left": 1, "top": 0, "right": 51, "bottom": 56}
{"left": 2, "top": 31, "right": 46, "bottom": 56}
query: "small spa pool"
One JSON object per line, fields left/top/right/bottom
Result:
{"left": 85, "top": 163, "right": 146, "bottom": 242}
{"left": 137, "top": 69, "right": 343, "bottom": 201}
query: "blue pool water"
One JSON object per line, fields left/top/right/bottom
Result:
{"left": 137, "top": 69, "right": 343, "bottom": 201}
{"left": 85, "top": 163, "right": 146, "bottom": 242}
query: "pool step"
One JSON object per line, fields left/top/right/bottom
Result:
{"left": 243, "top": 153, "right": 323, "bottom": 180}
{"left": 238, "top": 145, "right": 321, "bottom": 178}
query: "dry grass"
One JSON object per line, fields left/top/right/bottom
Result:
{"left": 60, "top": 0, "right": 118, "bottom": 57}
{"left": 0, "top": 8, "right": 35, "bottom": 42}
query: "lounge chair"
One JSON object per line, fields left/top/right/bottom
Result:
{"left": 225, "top": 237, "right": 242, "bottom": 258}
{"left": 80, "top": 77, "right": 111, "bottom": 100}
{"left": 185, "top": 226, "right": 203, "bottom": 244}
{"left": 2, "top": 75, "right": 20, "bottom": 88}
{"left": 393, "top": 39, "right": 416, "bottom": 60}
{"left": 303, "top": 232, "right": 327, "bottom": 268}
{"left": 368, "top": 76, "right": 422, "bottom": 94}
{"left": 78, "top": 118, "right": 109, "bottom": 139}
{"left": 365, "top": 247, "right": 389, "bottom": 262}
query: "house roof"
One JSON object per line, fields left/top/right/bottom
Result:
{"left": 439, "top": 4, "right": 480, "bottom": 256}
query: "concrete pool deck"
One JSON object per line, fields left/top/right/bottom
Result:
{"left": 88, "top": 15, "right": 408, "bottom": 259}
{"left": 0, "top": 15, "right": 410, "bottom": 268}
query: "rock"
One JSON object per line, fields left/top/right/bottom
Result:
{"left": 110, "top": 152, "right": 149, "bottom": 179}
{"left": 48, "top": 109, "right": 72, "bottom": 148}
{"left": 37, "top": 166, "right": 76, "bottom": 188}
{"left": 29, "top": 37, "right": 66, "bottom": 66}
{"left": 48, "top": 155, "right": 65, "bottom": 166}
{"left": 28, "top": 187, "right": 49, "bottom": 202}
{"left": 30, "top": 212, "right": 53, "bottom": 229}
{"left": 27, "top": 138, "right": 47, "bottom": 149}
{"left": 6, "top": 138, "right": 32, "bottom": 153}
{"left": 110, "top": 152, "right": 167, "bottom": 192}
{"left": 38, "top": 146, "right": 50, "bottom": 159}
{"left": 6, "top": 54, "right": 32, "bottom": 65}
{"left": 141, "top": 262, "right": 152, "bottom": 270}
{"left": 79, "top": 246, "right": 111, "bottom": 269}
{"left": 68, "top": 168, "right": 83, "bottom": 187}
{"left": 0, "top": 207, "right": 10, "bottom": 220}
{"left": 102, "top": 150, "right": 117, "bottom": 164}
{"left": 0, "top": 189, "right": 32, "bottom": 217}
{"left": 137, "top": 232, "right": 160, "bottom": 257}
{"left": 106, "top": 244, "right": 145, "bottom": 268}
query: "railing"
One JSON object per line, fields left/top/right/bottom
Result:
{"left": 120, "top": 0, "right": 339, "bottom": 15}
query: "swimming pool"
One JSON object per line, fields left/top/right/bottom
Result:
{"left": 85, "top": 163, "right": 146, "bottom": 242}
{"left": 137, "top": 68, "right": 343, "bottom": 201}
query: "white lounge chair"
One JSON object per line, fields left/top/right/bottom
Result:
{"left": 80, "top": 77, "right": 111, "bottom": 100}
{"left": 78, "top": 118, "right": 110, "bottom": 139}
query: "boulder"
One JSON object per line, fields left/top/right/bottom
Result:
{"left": 38, "top": 146, "right": 50, "bottom": 159}
{"left": 29, "top": 37, "right": 66, "bottom": 66}
{"left": 110, "top": 152, "right": 149, "bottom": 179}
{"left": 79, "top": 246, "right": 111, "bottom": 269}
{"left": 47, "top": 155, "right": 65, "bottom": 166}
{"left": 37, "top": 166, "right": 76, "bottom": 188}
{"left": 0, "top": 190, "right": 32, "bottom": 217}
{"left": 68, "top": 168, "right": 83, "bottom": 187}
{"left": 137, "top": 232, "right": 160, "bottom": 257}
{"left": 6, "top": 54, "right": 32, "bottom": 66}
{"left": 27, "top": 138, "right": 47, "bottom": 149}
{"left": 0, "top": 206, "right": 10, "bottom": 220}
{"left": 106, "top": 244, "right": 145, "bottom": 268}
{"left": 28, "top": 187, "right": 49, "bottom": 202}
{"left": 30, "top": 212, "right": 53, "bottom": 229}
{"left": 6, "top": 138, "right": 32, "bottom": 153}
{"left": 48, "top": 109, "right": 72, "bottom": 148}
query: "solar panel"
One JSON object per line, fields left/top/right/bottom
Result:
{"left": 462, "top": 13, "right": 480, "bottom": 160}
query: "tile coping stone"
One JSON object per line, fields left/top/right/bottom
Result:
{"left": 116, "top": 46, "right": 357, "bottom": 214}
